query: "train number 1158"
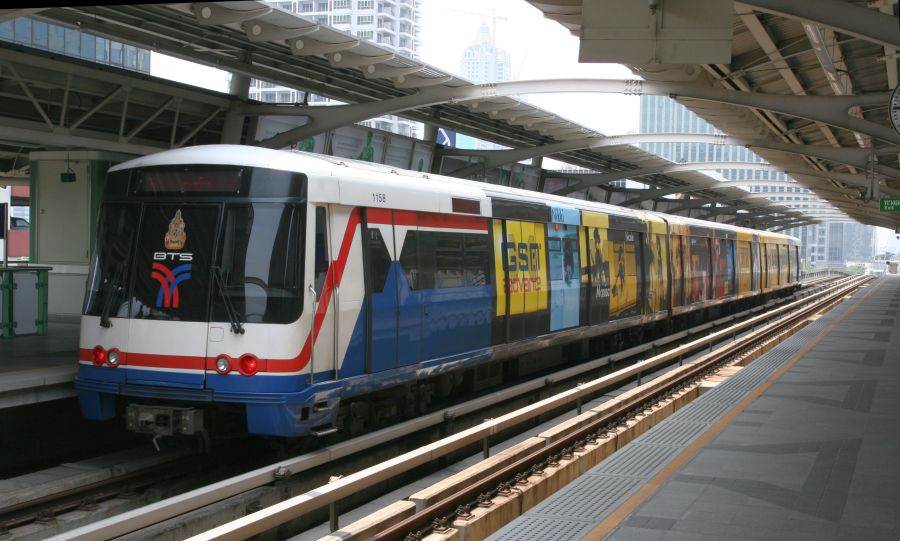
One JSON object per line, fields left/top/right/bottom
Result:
{"left": 372, "top": 193, "right": 386, "bottom": 203}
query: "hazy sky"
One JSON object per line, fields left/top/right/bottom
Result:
{"left": 151, "top": 0, "right": 639, "bottom": 136}
{"left": 419, "top": 0, "right": 640, "bottom": 135}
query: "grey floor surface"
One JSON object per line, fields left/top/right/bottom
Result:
{"left": 490, "top": 275, "right": 900, "bottom": 541}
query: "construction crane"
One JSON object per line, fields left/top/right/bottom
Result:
{"left": 439, "top": 6, "right": 509, "bottom": 46}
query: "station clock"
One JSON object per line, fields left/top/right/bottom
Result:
{"left": 891, "top": 84, "right": 900, "bottom": 137}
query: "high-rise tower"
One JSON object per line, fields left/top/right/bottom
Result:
{"left": 250, "top": 0, "right": 421, "bottom": 138}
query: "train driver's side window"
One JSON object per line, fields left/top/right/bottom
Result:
{"left": 314, "top": 207, "right": 329, "bottom": 301}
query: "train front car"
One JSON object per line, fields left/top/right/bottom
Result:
{"left": 76, "top": 146, "right": 332, "bottom": 439}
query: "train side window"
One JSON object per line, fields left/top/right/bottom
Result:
{"left": 399, "top": 231, "right": 418, "bottom": 289}
{"left": 465, "top": 234, "right": 490, "bottom": 286}
{"left": 366, "top": 228, "right": 392, "bottom": 293}
{"left": 435, "top": 232, "right": 464, "bottom": 288}
{"left": 314, "top": 206, "right": 328, "bottom": 301}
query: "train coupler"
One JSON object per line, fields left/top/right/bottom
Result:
{"left": 126, "top": 404, "right": 204, "bottom": 441}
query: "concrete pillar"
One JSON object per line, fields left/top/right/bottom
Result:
{"left": 29, "top": 150, "right": 133, "bottom": 317}
{"left": 221, "top": 68, "right": 251, "bottom": 145}
{"left": 423, "top": 122, "right": 439, "bottom": 143}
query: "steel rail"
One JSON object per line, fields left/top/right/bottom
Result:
{"left": 372, "top": 275, "right": 871, "bottom": 540}
{"left": 179, "top": 277, "right": 865, "bottom": 541}
{"left": 52, "top": 278, "right": 849, "bottom": 541}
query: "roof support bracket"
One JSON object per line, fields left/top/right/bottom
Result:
{"left": 328, "top": 52, "right": 394, "bottom": 68}
{"left": 289, "top": 38, "right": 360, "bottom": 56}
{"left": 193, "top": 4, "right": 272, "bottom": 25}
{"left": 243, "top": 20, "right": 320, "bottom": 42}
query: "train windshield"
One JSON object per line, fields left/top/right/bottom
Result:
{"left": 83, "top": 166, "right": 306, "bottom": 326}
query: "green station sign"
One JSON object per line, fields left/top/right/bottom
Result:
{"left": 881, "top": 198, "right": 900, "bottom": 212}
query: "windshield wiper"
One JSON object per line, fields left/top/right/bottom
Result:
{"left": 99, "top": 263, "right": 125, "bottom": 328}
{"left": 212, "top": 266, "right": 245, "bottom": 334}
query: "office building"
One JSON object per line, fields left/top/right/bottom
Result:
{"left": 640, "top": 95, "right": 874, "bottom": 268}
{"left": 0, "top": 17, "right": 150, "bottom": 73}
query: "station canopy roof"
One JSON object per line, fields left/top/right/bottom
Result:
{"left": 526, "top": 0, "right": 900, "bottom": 230}
{"left": 0, "top": 2, "right": 882, "bottom": 229}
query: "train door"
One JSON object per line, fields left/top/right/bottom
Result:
{"left": 307, "top": 205, "right": 336, "bottom": 382}
{"left": 760, "top": 243, "right": 768, "bottom": 289}
{"left": 750, "top": 239, "right": 760, "bottom": 291}
{"left": 548, "top": 208, "right": 581, "bottom": 331}
{"left": 396, "top": 211, "right": 422, "bottom": 367}
{"left": 365, "top": 209, "right": 399, "bottom": 372}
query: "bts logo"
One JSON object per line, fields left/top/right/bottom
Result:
{"left": 151, "top": 262, "right": 192, "bottom": 309}
{"left": 502, "top": 242, "right": 542, "bottom": 272}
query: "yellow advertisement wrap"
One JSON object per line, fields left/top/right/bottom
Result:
{"left": 493, "top": 220, "right": 547, "bottom": 316}
{"left": 646, "top": 233, "right": 668, "bottom": 313}
{"left": 737, "top": 240, "right": 752, "bottom": 293}
{"left": 779, "top": 244, "right": 789, "bottom": 284}
{"left": 493, "top": 219, "right": 507, "bottom": 317}
{"left": 608, "top": 231, "right": 638, "bottom": 317}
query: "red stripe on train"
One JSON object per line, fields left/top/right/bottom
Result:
{"left": 369, "top": 209, "right": 487, "bottom": 231}
{"left": 81, "top": 208, "right": 362, "bottom": 375}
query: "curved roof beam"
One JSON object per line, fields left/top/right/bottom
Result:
{"left": 252, "top": 79, "right": 894, "bottom": 149}
{"left": 619, "top": 177, "right": 883, "bottom": 208}
{"left": 549, "top": 161, "right": 890, "bottom": 197}
{"left": 510, "top": 161, "right": 778, "bottom": 190}
{"left": 432, "top": 133, "right": 900, "bottom": 186}
{"left": 737, "top": 0, "right": 900, "bottom": 50}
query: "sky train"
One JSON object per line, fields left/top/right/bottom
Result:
{"left": 76, "top": 145, "right": 800, "bottom": 438}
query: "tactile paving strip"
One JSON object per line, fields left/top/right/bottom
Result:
{"left": 528, "top": 476, "right": 645, "bottom": 519}
{"left": 591, "top": 443, "right": 683, "bottom": 478}
{"left": 488, "top": 286, "right": 873, "bottom": 541}
{"left": 638, "top": 421, "right": 710, "bottom": 446}
{"left": 489, "top": 517, "right": 596, "bottom": 541}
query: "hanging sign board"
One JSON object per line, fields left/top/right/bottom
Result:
{"left": 880, "top": 198, "right": 900, "bottom": 212}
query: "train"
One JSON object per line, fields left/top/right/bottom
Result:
{"left": 76, "top": 145, "right": 801, "bottom": 438}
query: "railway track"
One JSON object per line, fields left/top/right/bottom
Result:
{"left": 30, "top": 274, "right": 856, "bottom": 541}
{"left": 369, "top": 274, "right": 873, "bottom": 541}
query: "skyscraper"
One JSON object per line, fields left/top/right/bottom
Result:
{"left": 456, "top": 21, "right": 510, "bottom": 151}
{"left": 250, "top": 0, "right": 421, "bottom": 138}
{"left": 460, "top": 21, "right": 510, "bottom": 84}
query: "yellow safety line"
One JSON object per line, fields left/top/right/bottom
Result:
{"left": 581, "top": 279, "right": 881, "bottom": 541}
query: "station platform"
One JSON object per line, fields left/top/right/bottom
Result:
{"left": 0, "top": 319, "right": 79, "bottom": 409}
{"left": 490, "top": 274, "right": 899, "bottom": 541}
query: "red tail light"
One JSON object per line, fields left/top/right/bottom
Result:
{"left": 239, "top": 354, "right": 259, "bottom": 376}
{"left": 92, "top": 345, "right": 107, "bottom": 366}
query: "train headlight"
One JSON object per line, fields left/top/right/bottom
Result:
{"left": 239, "top": 354, "right": 259, "bottom": 376}
{"left": 107, "top": 349, "right": 120, "bottom": 367}
{"left": 92, "top": 345, "right": 107, "bottom": 366}
{"left": 215, "top": 356, "right": 231, "bottom": 375}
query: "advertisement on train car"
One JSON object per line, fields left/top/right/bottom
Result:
{"left": 493, "top": 219, "right": 548, "bottom": 316}
{"left": 688, "top": 235, "right": 711, "bottom": 304}
{"left": 712, "top": 237, "right": 733, "bottom": 298}
{"left": 645, "top": 232, "right": 668, "bottom": 313}
{"left": 582, "top": 212, "right": 611, "bottom": 323}
{"left": 669, "top": 234, "right": 684, "bottom": 307}
{"left": 607, "top": 229, "right": 640, "bottom": 318}
{"left": 547, "top": 222, "right": 581, "bottom": 331}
